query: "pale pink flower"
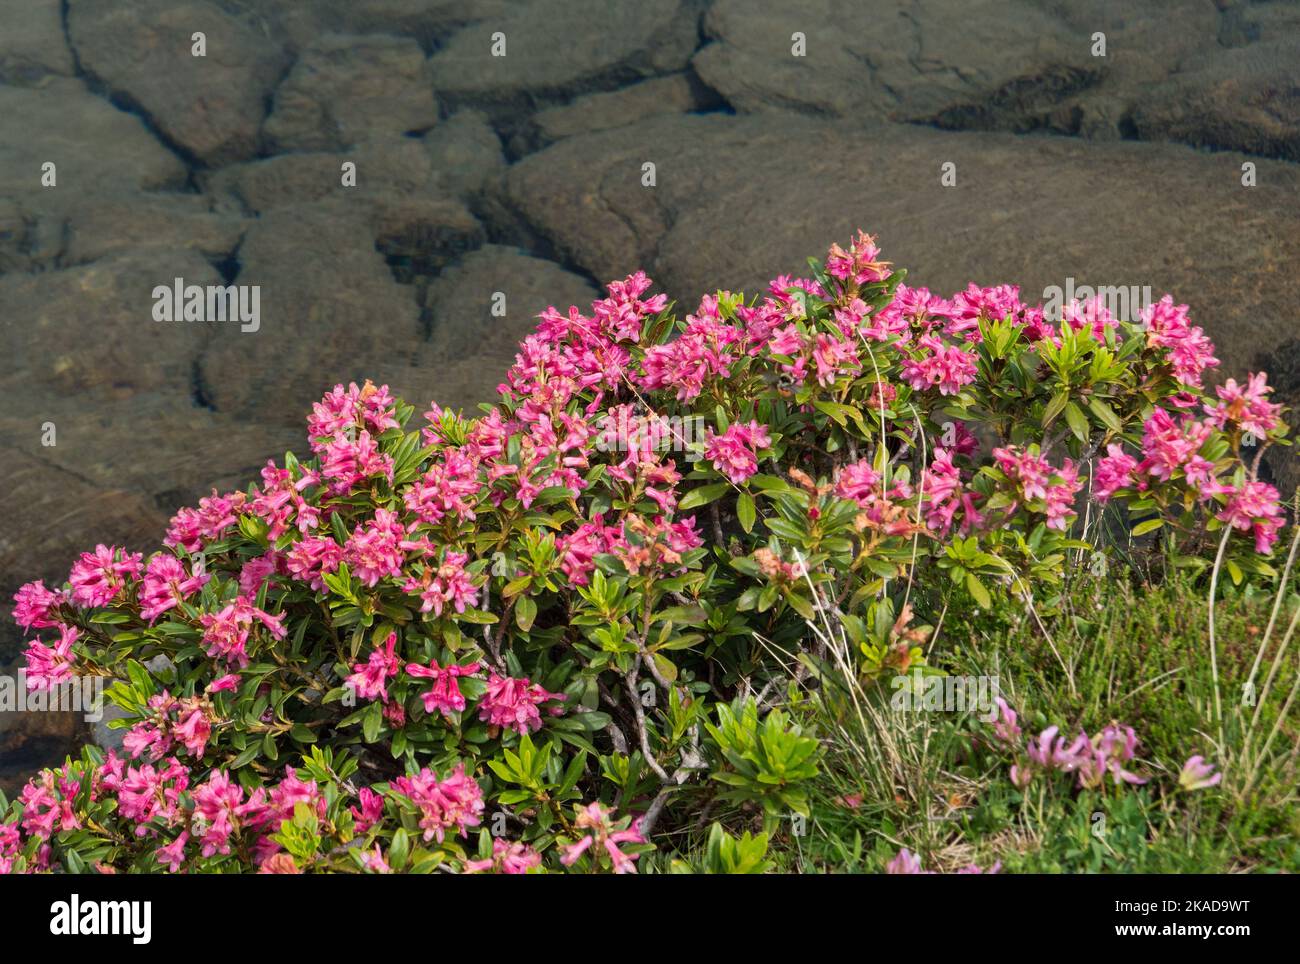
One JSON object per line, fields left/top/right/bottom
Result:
{"left": 1178, "top": 755, "right": 1222, "bottom": 792}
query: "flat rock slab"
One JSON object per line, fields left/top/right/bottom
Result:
{"left": 429, "top": 0, "right": 703, "bottom": 108}
{"left": 67, "top": 0, "right": 290, "bottom": 165}
{"left": 0, "top": 80, "right": 188, "bottom": 198}
{"left": 0, "top": 0, "right": 77, "bottom": 85}
{"left": 498, "top": 113, "right": 1300, "bottom": 384}
{"left": 263, "top": 34, "right": 438, "bottom": 152}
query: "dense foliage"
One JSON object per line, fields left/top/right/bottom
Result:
{"left": 4, "top": 230, "right": 1288, "bottom": 873}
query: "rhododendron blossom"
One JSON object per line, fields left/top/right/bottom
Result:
{"left": 4, "top": 228, "right": 1288, "bottom": 877}
{"left": 704, "top": 421, "right": 771, "bottom": 484}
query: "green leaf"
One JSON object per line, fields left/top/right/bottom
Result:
{"left": 1087, "top": 397, "right": 1124, "bottom": 433}
{"left": 1064, "top": 401, "right": 1089, "bottom": 443}
{"left": 1132, "top": 518, "right": 1164, "bottom": 537}
{"left": 362, "top": 701, "right": 382, "bottom": 743}
{"left": 679, "top": 483, "right": 730, "bottom": 511}
{"left": 965, "top": 572, "right": 992, "bottom": 610}
{"left": 737, "top": 492, "right": 756, "bottom": 533}
{"left": 1042, "top": 390, "right": 1068, "bottom": 428}
{"left": 515, "top": 595, "right": 537, "bottom": 632}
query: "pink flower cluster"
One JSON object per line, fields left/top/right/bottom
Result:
{"left": 990, "top": 700, "right": 1146, "bottom": 790}
{"left": 703, "top": 420, "right": 771, "bottom": 484}
{"left": 900, "top": 334, "right": 979, "bottom": 396}
{"left": 478, "top": 673, "right": 568, "bottom": 735}
{"left": 991, "top": 445, "right": 1082, "bottom": 531}
{"left": 198, "top": 597, "right": 286, "bottom": 668}
{"left": 391, "top": 764, "right": 484, "bottom": 843}
{"left": 406, "top": 657, "right": 481, "bottom": 718}
{"left": 347, "top": 631, "right": 401, "bottom": 702}
{"left": 885, "top": 848, "right": 1000, "bottom": 875}
{"left": 1093, "top": 395, "right": 1285, "bottom": 551}
{"left": 122, "top": 690, "right": 215, "bottom": 760}
{"left": 560, "top": 802, "right": 644, "bottom": 874}
{"left": 1142, "top": 295, "right": 1219, "bottom": 388}
{"left": 401, "top": 549, "right": 479, "bottom": 617}
{"left": 138, "top": 553, "right": 209, "bottom": 623}
{"left": 465, "top": 838, "right": 543, "bottom": 874}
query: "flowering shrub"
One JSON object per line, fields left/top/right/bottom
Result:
{"left": 3, "top": 230, "right": 1289, "bottom": 874}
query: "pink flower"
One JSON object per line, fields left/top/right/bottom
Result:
{"left": 405, "top": 658, "right": 481, "bottom": 718}
{"left": 173, "top": 703, "right": 213, "bottom": 757}
{"left": 811, "top": 332, "right": 860, "bottom": 386}
{"left": 560, "top": 803, "right": 644, "bottom": 874}
{"left": 992, "top": 446, "right": 1082, "bottom": 529}
{"left": 139, "top": 553, "right": 209, "bottom": 623}
{"left": 703, "top": 421, "right": 771, "bottom": 484}
{"left": 343, "top": 508, "right": 407, "bottom": 588}
{"left": 478, "top": 673, "right": 567, "bottom": 735}
{"left": 1218, "top": 480, "right": 1284, "bottom": 553}
{"left": 198, "top": 598, "right": 285, "bottom": 668}
{"left": 556, "top": 518, "right": 625, "bottom": 586}
{"left": 1178, "top": 755, "right": 1222, "bottom": 792}
{"left": 391, "top": 764, "right": 484, "bottom": 843}
{"left": 1204, "top": 372, "right": 1282, "bottom": 440}
{"left": 1062, "top": 296, "right": 1118, "bottom": 342}
{"left": 900, "top": 335, "right": 978, "bottom": 396}
{"left": 639, "top": 306, "right": 741, "bottom": 401}
{"left": 206, "top": 674, "right": 241, "bottom": 694}
{"left": 835, "top": 459, "right": 881, "bottom": 506}
{"left": 401, "top": 550, "right": 479, "bottom": 617}
{"left": 68, "top": 544, "right": 142, "bottom": 608}
{"left": 921, "top": 448, "right": 984, "bottom": 535}
{"left": 192, "top": 770, "right": 244, "bottom": 857}
{"left": 155, "top": 832, "right": 189, "bottom": 873}
{"left": 12, "top": 580, "right": 64, "bottom": 632}
{"left": 350, "top": 787, "right": 385, "bottom": 833}
{"left": 885, "top": 848, "right": 932, "bottom": 875}
{"left": 464, "top": 837, "right": 543, "bottom": 874}
{"left": 1141, "top": 295, "right": 1219, "bottom": 388}
{"left": 825, "top": 231, "right": 891, "bottom": 287}
{"left": 1137, "top": 409, "right": 1212, "bottom": 481}
{"left": 1093, "top": 444, "right": 1137, "bottom": 502}
{"left": 237, "top": 552, "right": 283, "bottom": 600}
{"left": 957, "top": 861, "right": 1002, "bottom": 874}
{"left": 23, "top": 625, "right": 78, "bottom": 690}
{"left": 990, "top": 698, "right": 1022, "bottom": 747}
{"left": 285, "top": 535, "right": 344, "bottom": 591}
{"left": 403, "top": 449, "right": 481, "bottom": 525}
{"left": 347, "top": 632, "right": 400, "bottom": 702}
{"left": 165, "top": 490, "right": 245, "bottom": 553}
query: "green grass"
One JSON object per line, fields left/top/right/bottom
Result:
{"left": 663, "top": 563, "right": 1300, "bottom": 874}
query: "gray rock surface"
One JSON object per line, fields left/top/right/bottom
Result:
{"left": 422, "top": 111, "right": 507, "bottom": 199}
{"left": 1131, "top": 39, "right": 1300, "bottom": 161}
{"left": 0, "top": 80, "right": 188, "bottom": 197}
{"left": 263, "top": 34, "right": 439, "bottom": 152}
{"left": 496, "top": 112, "right": 1300, "bottom": 385}
{"left": 66, "top": 0, "right": 290, "bottom": 165}
{"left": 429, "top": 0, "right": 704, "bottom": 109}
{"left": 0, "top": 0, "right": 77, "bottom": 84}
{"left": 527, "top": 73, "right": 718, "bottom": 148}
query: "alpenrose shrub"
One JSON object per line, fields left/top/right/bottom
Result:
{"left": 4, "top": 230, "right": 1289, "bottom": 874}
